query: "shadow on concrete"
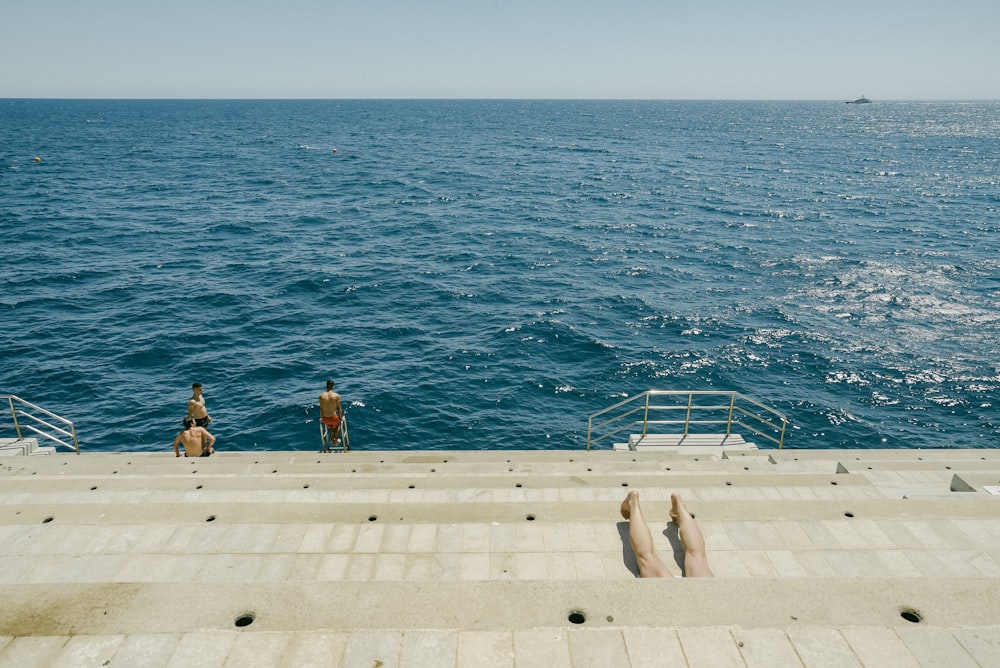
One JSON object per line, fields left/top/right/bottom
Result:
{"left": 663, "top": 522, "right": 686, "bottom": 575}
{"left": 616, "top": 521, "right": 640, "bottom": 578}
{"left": 617, "top": 520, "right": 686, "bottom": 577}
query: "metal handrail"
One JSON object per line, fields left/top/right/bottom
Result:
{"left": 586, "top": 390, "right": 787, "bottom": 450}
{"left": 319, "top": 414, "right": 351, "bottom": 453}
{"left": 341, "top": 415, "right": 351, "bottom": 452}
{"left": 1, "top": 394, "right": 80, "bottom": 454}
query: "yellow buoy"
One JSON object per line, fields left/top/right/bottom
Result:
{"left": 331, "top": 148, "right": 337, "bottom": 153}
{"left": 34, "top": 156, "right": 41, "bottom": 162}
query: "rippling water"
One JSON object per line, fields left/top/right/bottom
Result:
{"left": 2, "top": 99, "right": 998, "bottom": 452}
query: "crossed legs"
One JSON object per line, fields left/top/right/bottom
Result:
{"left": 620, "top": 490, "right": 713, "bottom": 578}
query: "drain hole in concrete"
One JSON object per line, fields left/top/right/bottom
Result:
{"left": 90, "top": 486, "right": 98, "bottom": 491}
{"left": 234, "top": 612, "right": 255, "bottom": 628}
{"left": 606, "top": 615, "right": 614, "bottom": 622}
{"left": 303, "top": 484, "right": 310, "bottom": 489}
{"left": 206, "top": 515, "right": 216, "bottom": 522}
{"left": 526, "top": 515, "right": 536, "bottom": 521}
{"left": 42, "top": 516, "right": 54, "bottom": 524}
{"left": 430, "top": 468, "right": 436, "bottom": 473}
{"left": 196, "top": 485, "right": 203, "bottom": 489}
{"left": 515, "top": 483, "right": 522, "bottom": 488}
{"left": 900, "top": 609, "right": 922, "bottom": 623}
{"left": 725, "top": 481, "right": 732, "bottom": 486}
{"left": 844, "top": 511, "right": 855, "bottom": 518}
{"left": 568, "top": 611, "right": 586, "bottom": 624}
{"left": 621, "top": 482, "right": 629, "bottom": 487}
{"left": 368, "top": 515, "right": 378, "bottom": 522}
{"left": 830, "top": 481, "right": 838, "bottom": 486}
{"left": 408, "top": 485, "right": 415, "bottom": 489}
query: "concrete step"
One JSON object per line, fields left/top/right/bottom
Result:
{"left": 3, "top": 448, "right": 999, "bottom": 667}
{"left": 0, "top": 438, "right": 56, "bottom": 456}
{"left": 776, "top": 448, "right": 1000, "bottom": 463}
{"left": 1, "top": 578, "right": 998, "bottom": 635}
{"left": 2, "top": 623, "right": 999, "bottom": 668}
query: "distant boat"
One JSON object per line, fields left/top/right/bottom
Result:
{"left": 846, "top": 95, "right": 872, "bottom": 104}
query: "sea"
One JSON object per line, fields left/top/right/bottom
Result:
{"left": 2, "top": 99, "right": 998, "bottom": 453}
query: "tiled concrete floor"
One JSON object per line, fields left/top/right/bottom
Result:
{"left": 2, "top": 447, "right": 999, "bottom": 666}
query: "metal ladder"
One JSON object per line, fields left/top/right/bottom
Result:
{"left": 319, "top": 414, "right": 351, "bottom": 453}
{"left": 1, "top": 394, "right": 80, "bottom": 454}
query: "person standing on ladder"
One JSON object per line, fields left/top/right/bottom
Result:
{"left": 319, "top": 380, "right": 344, "bottom": 452}
{"left": 187, "top": 383, "right": 212, "bottom": 428}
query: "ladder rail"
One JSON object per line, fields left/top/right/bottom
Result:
{"left": 1, "top": 394, "right": 80, "bottom": 454}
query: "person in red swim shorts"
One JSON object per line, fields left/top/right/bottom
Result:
{"left": 319, "top": 379, "right": 344, "bottom": 452}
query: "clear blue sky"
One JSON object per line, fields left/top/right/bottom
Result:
{"left": 3, "top": 0, "right": 997, "bottom": 99}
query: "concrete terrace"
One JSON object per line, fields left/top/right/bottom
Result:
{"left": 1, "top": 438, "right": 999, "bottom": 667}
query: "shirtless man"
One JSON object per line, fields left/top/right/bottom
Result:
{"left": 319, "top": 380, "right": 343, "bottom": 452}
{"left": 172, "top": 417, "right": 216, "bottom": 457}
{"left": 620, "top": 490, "right": 713, "bottom": 578}
{"left": 187, "top": 383, "right": 212, "bottom": 427}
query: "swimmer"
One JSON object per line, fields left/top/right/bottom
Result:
{"left": 187, "top": 382, "right": 212, "bottom": 427}
{"left": 319, "top": 379, "right": 344, "bottom": 452}
{"left": 620, "top": 490, "right": 713, "bottom": 578}
{"left": 172, "top": 417, "right": 216, "bottom": 457}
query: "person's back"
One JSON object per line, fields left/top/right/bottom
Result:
{"left": 319, "top": 380, "right": 344, "bottom": 452}
{"left": 319, "top": 381, "right": 341, "bottom": 419}
{"left": 173, "top": 417, "right": 216, "bottom": 457}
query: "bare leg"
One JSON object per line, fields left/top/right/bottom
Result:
{"left": 620, "top": 490, "right": 673, "bottom": 578}
{"left": 670, "top": 493, "right": 713, "bottom": 577}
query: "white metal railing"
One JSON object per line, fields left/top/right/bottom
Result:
{"left": 586, "top": 390, "right": 787, "bottom": 450}
{"left": 1, "top": 394, "right": 80, "bottom": 454}
{"left": 319, "top": 414, "right": 351, "bottom": 453}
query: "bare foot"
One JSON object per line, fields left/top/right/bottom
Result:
{"left": 670, "top": 492, "right": 691, "bottom": 524}
{"left": 620, "top": 489, "right": 639, "bottom": 520}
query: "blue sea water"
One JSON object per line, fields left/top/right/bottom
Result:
{"left": 1, "top": 99, "right": 998, "bottom": 453}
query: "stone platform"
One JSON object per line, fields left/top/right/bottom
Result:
{"left": 1, "top": 443, "right": 999, "bottom": 667}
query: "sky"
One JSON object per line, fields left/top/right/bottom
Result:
{"left": 2, "top": 0, "right": 998, "bottom": 100}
